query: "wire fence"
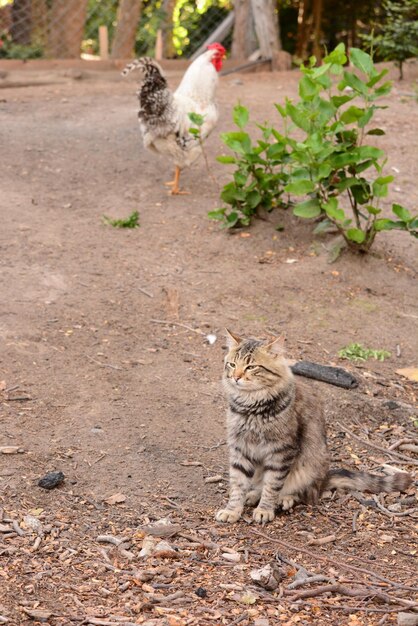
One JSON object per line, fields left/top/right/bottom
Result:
{"left": 0, "top": 0, "right": 233, "bottom": 61}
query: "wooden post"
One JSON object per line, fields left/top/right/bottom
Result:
{"left": 250, "top": 0, "right": 281, "bottom": 69}
{"left": 155, "top": 28, "right": 163, "bottom": 60}
{"left": 99, "top": 25, "right": 109, "bottom": 59}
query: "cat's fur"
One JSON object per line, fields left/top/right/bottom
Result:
{"left": 216, "top": 331, "right": 412, "bottom": 524}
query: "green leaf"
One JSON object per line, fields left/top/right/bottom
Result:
{"left": 285, "top": 101, "right": 311, "bottom": 133}
{"left": 285, "top": 180, "right": 316, "bottom": 195}
{"left": 323, "top": 197, "right": 345, "bottom": 221}
{"left": 340, "top": 71, "right": 368, "bottom": 95}
{"left": 299, "top": 75, "right": 319, "bottom": 100}
{"left": 355, "top": 146, "right": 385, "bottom": 160}
{"left": 374, "top": 218, "right": 405, "bottom": 232}
{"left": 221, "top": 131, "right": 252, "bottom": 155}
{"left": 208, "top": 208, "right": 226, "bottom": 221}
{"left": 366, "top": 128, "right": 385, "bottom": 136}
{"left": 316, "top": 98, "right": 336, "bottom": 124}
{"left": 340, "top": 106, "right": 366, "bottom": 124}
{"left": 331, "top": 94, "right": 355, "bottom": 108}
{"left": 311, "top": 62, "right": 331, "bottom": 78}
{"left": 366, "top": 68, "right": 388, "bottom": 88}
{"left": 234, "top": 171, "right": 247, "bottom": 186}
{"left": 349, "top": 48, "right": 374, "bottom": 77}
{"left": 188, "top": 112, "right": 204, "bottom": 126}
{"left": 371, "top": 82, "right": 392, "bottom": 100}
{"left": 293, "top": 198, "right": 321, "bottom": 218}
{"left": 266, "top": 142, "right": 286, "bottom": 159}
{"left": 358, "top": 107, "right": 374, "bottom": 128}
{"left": 365, "top": 205, "right": 382, "bottom": 215}
{"left": 324, "top": 43, "right": 347, "bottom": 66}
{"left": 226, "top": 211, "right": 239, "bottom": 226}
{"left": 275, "top": 103, "right": 287, "bottom": 118}
{"left": 392, "top": 204, "right": 411, "bottom": 222}
{"left": 246, "top": 190, "right": 262, "bottom": 209}
{"left": 351, "top": 183, "right": 371, "bottom": 205}
{"left": 346, "top": 228, "right": 366, "bottom": 243}
{"left": 233, "top": 104, "right": 249, "bottom": 129}
{"left": 216, "top": 155, "right": 236, "bottom": 164}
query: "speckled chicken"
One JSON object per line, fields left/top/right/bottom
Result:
{"left": 122, "top": 43, "right": 226, "bottom": 194}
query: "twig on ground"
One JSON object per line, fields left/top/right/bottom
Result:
{"left": 285, "top": 582, "right": 417, "bottom": 608}
{"left": 335, "top": 421, "right": 418, "bottom": 465}
{"left": 251, "top": 529, "right": 418, "bottom": 592}
{"left": 86, "top": 355, "right": 123, "bottom": 371}
{"left": 389, "top": 438, "right": 418, "bottom": 451}
{"left": 138, "top": 286, "right": 153, "bottom": 298}
{"left": 372, "top": 495, "right": 417, "bottom": 518}
{"left": 150, "top": 319, "right": 206, "bottom": 335}
{"left": 352, "top": 510, "right": 360, "bottom": 533}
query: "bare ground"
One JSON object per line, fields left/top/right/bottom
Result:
{"left": 0, "top": 61, "right": 417, "bottom": 626}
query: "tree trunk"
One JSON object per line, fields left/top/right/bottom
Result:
{"left": 250, "top": 0, "right": 282, "bottom": 69}
{"left": 231, "top": 0, "right": 251, "bottom": 60}
{"left": 48, "top": 0, "right": 88, "bottom": 58}
{"left": 162, "top": 0, "right": 176, "bottom": 59}
{"left": 110, "top": 0, "right": 142, "bottom": 59}
{"left": 11, "top": 0, "right": 32, "bottom": 45}
{"left": 311, "top": 0, "right": 323, "bottom": 62}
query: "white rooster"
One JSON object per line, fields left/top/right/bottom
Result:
{"left": 122, "top": 43, "right": 226, "bottom": 194}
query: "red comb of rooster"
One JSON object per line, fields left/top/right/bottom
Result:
{"left": 207, "top": 42, "right": 226, "bottom": 55}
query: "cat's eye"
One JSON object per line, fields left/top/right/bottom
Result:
{"left": 245, "top": 365, "right": 257, "bottom": 371}
{"left": 227, "top": 362, "right": 236, "bottom": 369}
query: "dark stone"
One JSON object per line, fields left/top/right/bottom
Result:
{"left": 195, "top": 587, "right": 207, "bottom": 598}
{"left": 38, "top": 471, "right": 65, "bottom": 490}
{"left": 384, "top": 400, "right": 400, "bottom": 410}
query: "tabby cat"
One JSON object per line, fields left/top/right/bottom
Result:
{"left": 216, "top": 331, "right": 412, "bottom": 524}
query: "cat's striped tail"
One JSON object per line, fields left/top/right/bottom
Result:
{"left": 326, "top": 468, "right": 413, "bottom": 494}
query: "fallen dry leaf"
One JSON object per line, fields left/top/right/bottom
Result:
{"left": 104, "top": 492, "right": 126, "bottom": 505}
{"left": 396, "top": 367, "right": 418, "bottom": 382}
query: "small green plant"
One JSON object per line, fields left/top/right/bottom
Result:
{"left": 103, "top": 210, "right": 140, "bottom": 228}
{"left": 362, "top": 0, "right": 418, "bottom": 80}
{"left": 338, "top": 342, "right": 391, "bottom": 362}
{"left": 209, "top": 104, "right": 289, "bottom": 227}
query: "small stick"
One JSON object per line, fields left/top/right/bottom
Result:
{"left": 372, "top": 495, "right": 417, "bottom": 518}
{"left": 32, "top": 536, "right": 42, "bottom": 551}
{"left": 138, "top": 287, "right": 153, "bottom": 298}
{"left": 336, "top": 421, "right": 418, "bottom": 465}
{"left": 86, "top": 355, "right": 123, "bottom": 371}
{"left": 251, "top": 529, "right": 418, "bottom": 591}
{"left": 389, "top": 438, "right": 418, "bottom": 451}
{"left": 286, "top": 583, "right": 417, "bottom": 608}
{"left": 96, "top": 535, "right": 129, "bottom": 546}
{"left": 352, "top": 510, "right": 360, "bottom": 533}
{"left": 149, "top": 319, "right": 205, "bottom": 335}
{"left": 12, "top": 520, "right": 25, "bottom": 536}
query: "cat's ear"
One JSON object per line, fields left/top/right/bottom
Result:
{"left": 225, "top": 328, "right": 242, "bottom": 348}
{"left": 265, "top": 333, "right": 286, "bottom": 355}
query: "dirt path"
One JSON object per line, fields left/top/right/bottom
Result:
{"left": 0, "top": 64, "right": 417, "bottom": 625}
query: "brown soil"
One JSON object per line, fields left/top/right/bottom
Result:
{"left": 0, "top": 62, "right": 417, "bottom": 626}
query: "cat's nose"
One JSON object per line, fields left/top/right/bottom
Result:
{"left": 234, "top": 370, "right": 244, "bottom": 381}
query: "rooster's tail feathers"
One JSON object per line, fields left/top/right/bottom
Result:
{"left": 121, "top": 57, "right": 165, "bottom": 79}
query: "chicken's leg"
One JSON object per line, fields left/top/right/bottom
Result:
{"left": 164, "top": 166, "right": 190, "bottom": 195}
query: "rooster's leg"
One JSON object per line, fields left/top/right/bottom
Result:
{"left": 165, "top": 166, "right": 190, "bottom": 195}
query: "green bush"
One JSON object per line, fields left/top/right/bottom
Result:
{"left": 213, "top": 44, "right": 418, "bottom": 254}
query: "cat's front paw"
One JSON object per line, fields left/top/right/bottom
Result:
{"left": 253, "top": 507, "right": 275, "bottom": 524}
{"left": 215, "top": 508, "right": 242, "bottom": 523}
